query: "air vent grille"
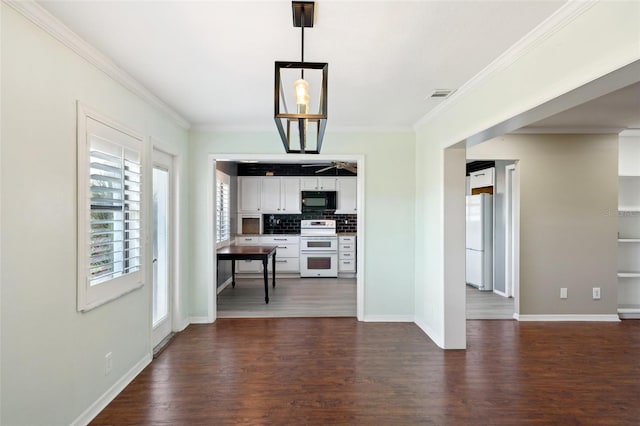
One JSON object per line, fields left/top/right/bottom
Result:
{"left": 429, "top": 89, "right": 455, "bottom": 99}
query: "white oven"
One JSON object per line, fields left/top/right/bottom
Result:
{"left": 300, "top": 220, "right": 338, "bottom": 278}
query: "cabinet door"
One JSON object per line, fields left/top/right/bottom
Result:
{"left": 261, "top": 177, "right": 282, "bottom": 213}
{"left": 336, "top": 177, "right": 357, "bottom": 213}
{"left": 301, "top": 177, "right": 318, "bottom": 190}
{"left": 470, "top": 168, "right": 494, "bottom": 189}
{"left": 281, "top": 177, "right": 301, "bottom": 213}
{"left": 238, "top": 177, "right": 262, "bottom": 212}
{"left": 317, "top": 177, "right": 337, "bottom": 190}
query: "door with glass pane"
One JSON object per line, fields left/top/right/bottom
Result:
{"left": 152, "top": 150, "right": 172, "bottom": 348}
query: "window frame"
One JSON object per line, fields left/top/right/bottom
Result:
{"left": 215, "top": 170, "right": 231, "bottom": 248}
{"left": 77, "top": 102, "right": 146, "bottom": 312}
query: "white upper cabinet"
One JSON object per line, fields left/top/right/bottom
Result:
{"left": 469, "top": 167, "right": 495, "bottom": 189}
{"left": 238, "top": 177, "right": 262, "bottom": 212}
{"left": 301, "top": 176, "right": 337, "bottom": 191}
{"left": 260, "top": 177, "right": 301, "bottom": 214}
{"left": 336, "top": 177, "right": 357, "bottom": 214}
{"left": 281, "top": 177, "right": 301, "bottom": 213}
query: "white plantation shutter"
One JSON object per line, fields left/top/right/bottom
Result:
{"left": 89, "top": 141, "right": 141, "bottom": 285}
{"left": 216, "top": 171, "right": 231, "bottom": 244}
{"left": 77, "top": 104, "right": 145, "bottom": 311}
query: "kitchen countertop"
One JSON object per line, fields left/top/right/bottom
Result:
{"left": 337, "top": 232, "right": 357, "bottom": 236}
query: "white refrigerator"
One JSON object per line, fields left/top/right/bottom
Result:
{"left": 466, "top": 194, "right": 493, "bottom": 291}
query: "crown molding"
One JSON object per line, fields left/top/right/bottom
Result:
{"left": 191, "top": 123, "right": 414, "bottom": 134}
{"left": 512, "top": 126, "right": 624, "bottom": 135}
{"left": 4, "top": 0, "right": 191, "bottom": 130}
{"left": 619, "top": 129, "right": 640, "bottom": 137}
{"left": 413, "top": 0, "right": 598, "bottom": 130}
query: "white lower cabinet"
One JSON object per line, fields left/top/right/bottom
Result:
{"left": 338, "top": 235, "right": 356, "bottom": 275}
{"left": 235, "top": 236, "right": 264, "bottom": 273}
{"left": 263, "top": 235, "right": 300, "bottom": 274}
{"left": 235, "top": 235, "right": 300, "bottom": 274}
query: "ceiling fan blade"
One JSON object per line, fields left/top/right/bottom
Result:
{"left": 302, "top": 163, "right": 332, "bottom": 167}
{"left": 344, "top": 164, "right": 357, "bottom": 174}
{"left": 315, "top": 166, "right": 335, "bottom": 173}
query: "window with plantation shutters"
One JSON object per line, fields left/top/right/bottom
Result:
{"left": 77, "top": 103, "right": 145, "bottom": 311}
{"left": 216, "top": 170, "right": 231, "bottom": 245}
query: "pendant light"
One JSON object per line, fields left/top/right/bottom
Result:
{"left": 274, "top": 1, "right": 328, "bottom": 154}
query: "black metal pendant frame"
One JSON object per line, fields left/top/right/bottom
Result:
{"left": 274, "top": 61, "right": 328, "bottom": 154}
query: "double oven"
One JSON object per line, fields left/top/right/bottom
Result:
{"left": 299, "top": 220, "right": 338, "bottom": 277}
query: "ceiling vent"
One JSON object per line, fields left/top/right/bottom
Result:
{"left": 428, "top": 89, "right": 455, "bottom": 99}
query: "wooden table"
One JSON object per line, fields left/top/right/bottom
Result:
{"left": 216, "top": 245, "right": 277, "bottom": 304}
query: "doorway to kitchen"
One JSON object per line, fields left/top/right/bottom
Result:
{"left": 208, "top": 154, "right": 365, "bottom": 321}
{"left": 465, "top": 159, "right": 518, "bottom": 319}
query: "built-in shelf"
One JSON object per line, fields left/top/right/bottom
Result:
{"left": 618, "top": 272, "right": 640, "bottom": 278}
{"left": 617, "top": 138, "right": 640, "bottom": 319}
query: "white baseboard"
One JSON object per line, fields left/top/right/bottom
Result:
{"left": 493, "top": 288, "right": 508, "bottom": 297}
{"left": 216, "top": 277, "right": 233, "bottom": 295}
{"left": 189, "top": 316, "right": 213, "bottom": 324}
{"left": 363, "top": 314, "right": 414, "bottom": 322}
{"left": 72, "top": 353, "right": 152, "bottom": 426}
{"left": 515, "top": 314, "right": 620, "bottom": 322}
{"left": 413, "top": 317, "right": 445, "bottom": 349}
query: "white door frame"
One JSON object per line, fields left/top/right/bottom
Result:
{"left": 207, "top": 153, "right": 365, "bottom": 322}
{"left": 505, "top": 163, "right": 520, "bottom": 315}
{"left": 150, "top": 145, "right": 179, "bottom": 349}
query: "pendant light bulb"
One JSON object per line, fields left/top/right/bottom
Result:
{"left": 294, "top": 78, "right": 310, "bottom": 114}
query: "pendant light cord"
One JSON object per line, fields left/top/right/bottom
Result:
{"left": 301, "top": 13, "right": 305, "bottom": 79}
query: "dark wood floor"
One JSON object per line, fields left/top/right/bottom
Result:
{"left": 92, "top": 319, "right": 640, "bottom": 425}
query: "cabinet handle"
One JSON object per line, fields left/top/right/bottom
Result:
{"left": 245, "top": 238, "right": 253, "bottom": 241}
{"left": 344, "top": 261, "right": 351, "bottom": 264}
{"left": 274, "top": 238, "right": 287, "bottom": 241}
{"left": 343, "top": 245, "right": 351, "bottom": 249}
{"left": 475, "top": 173, "right": 485, "bottom": 176}
{"left": 278, "top": 246, "right": 288, "bottom": 249}
{"left": 276, "top": 260, "right": 287, "bottom": 263}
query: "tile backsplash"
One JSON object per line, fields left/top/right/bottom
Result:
{"left": 263, "top": 213, "right": 358, "bottom": 234}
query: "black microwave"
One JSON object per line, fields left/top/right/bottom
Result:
{"left": 301, "top": 191, "right": 337, "bottom": 212}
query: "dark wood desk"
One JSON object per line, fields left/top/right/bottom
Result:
{"left": 216, "top": 245, "right": 277, "bottom": 303}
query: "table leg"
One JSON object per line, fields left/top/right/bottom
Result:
{"left": 263, "top": 258, "right": 269, "bottom": 304}
{"left": 272, "top": 252, "right": 276, "bottom": 288}
{"left": 231, "top": 260, "right": 236, "bottom": 288}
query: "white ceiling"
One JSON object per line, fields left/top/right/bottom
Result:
{"left": 38, "top": 0, "right": 567, "bottom": 131}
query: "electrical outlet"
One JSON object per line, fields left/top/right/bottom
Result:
{"left": 105, "top": 352, "right": 112, "bottom": 375}
{"left": 593, "top": 287, "right": 601, "bottom": 300}
{"left": 560, "top": 288, "right": 568, "bottom": 299}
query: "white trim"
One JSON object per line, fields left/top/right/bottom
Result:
{"left": 216, "top": 277, "right": 233, "bottom": 295}
{"left": 414, "top": 317, "right": 445, "bottom": 349}
{"left": 189, "top": 316, "right": 213, "bottom": 324}
{"left": 363, "top": 315, "right": 414, "bottom": 322}
{"left": 208, "top": 153, "right": 365, "bottom": 323}
{"left": 619, "top": 129, "right": 640, "bottom": 137}
{"left": 515, "top": 314, "right": 620, "bottom": 322}
{"left": 191, "top": 124, "right": 414, "bottom": 134}
{"left": 5, "top": 0, "right": 190, "bottom": 130}
{"left": 413, "top": 0, "right": 598, "bottom": 130}
{"left": 493, "top": 289, "right": 508, "bottom": 298}
{"left": 71, "top": 354, "right": 151, "bottom": 426}
{"left": 512, "top": 127, "right": 624, "bottom": 134}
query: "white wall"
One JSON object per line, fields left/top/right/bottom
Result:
{"left": 414, "top": 1, "right": 640, "bottom": 347}
{"left": 468, "top": 134, "right": 619, "bottom": 316}
{"left": 1, "top": 5, "right": 190, "bottom": 424}
{"left": 188, "top": 130, "right": 416, "bottom": 321}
